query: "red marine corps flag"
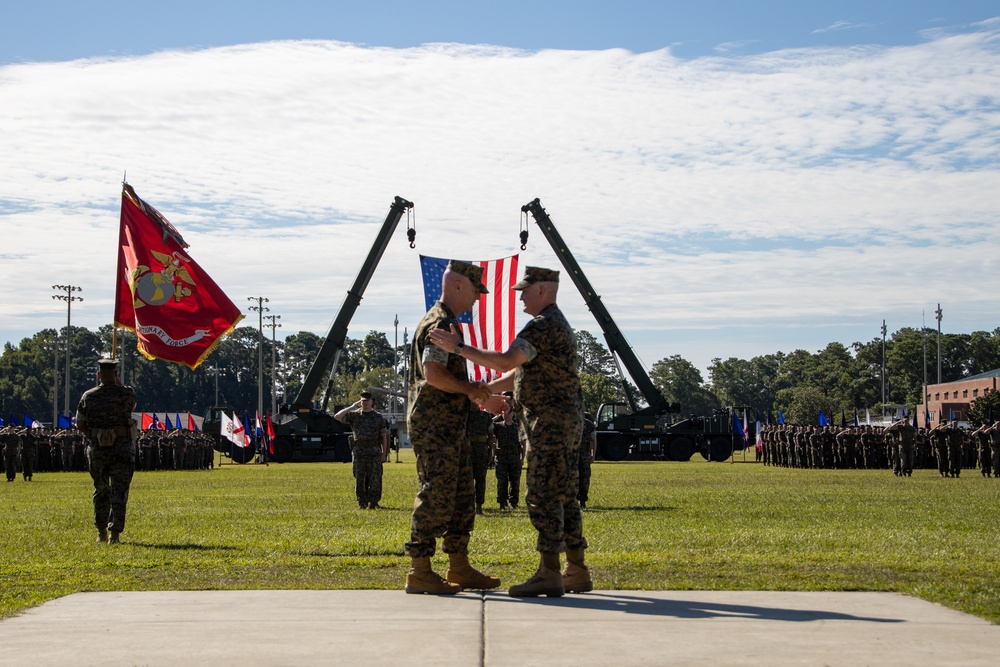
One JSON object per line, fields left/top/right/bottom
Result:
{"left": 114, "top": 183, "right": 244, "bottom": 369}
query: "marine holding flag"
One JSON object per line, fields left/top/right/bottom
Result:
{"left": 115, "top": 184, "right": 244, "bottom": 369}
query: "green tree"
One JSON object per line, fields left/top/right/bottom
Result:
{"left": 650, "top": 355, "right": 720, "bottom": 417}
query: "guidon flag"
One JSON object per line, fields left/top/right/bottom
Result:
{"left": 114, "top": 183, "right": 244, "bottom": 369}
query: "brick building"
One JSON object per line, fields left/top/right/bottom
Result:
{"left": 918, "top": 368, "right": 1000, "bottom": 425}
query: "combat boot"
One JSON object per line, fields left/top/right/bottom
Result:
{"left": 509, "top": 554, "right": 564, "bottom": 598}
{"left": 108, "top": 531, "right": 121, "bottom": 545}
{"left": 405, "top": 557, "right": 461, "bottom": 595}
{"left": 562, "top": 550, "right": 593, "bottom": 593}
{"left": 445, "top": 553, "right": 501, "bottom": 590}
{"left": 475, "top": 504, "right": 484, "bottom": 516}
{"left": 97, "top": 529, "right": 108, "bottom": 544}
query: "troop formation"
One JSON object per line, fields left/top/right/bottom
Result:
{"left": 135, "top": 430, "right": 216, "bottom": 470}
{"left": 757, "top": 421, "right": 1000, "bottom": 478}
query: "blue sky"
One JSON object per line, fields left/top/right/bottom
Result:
{"left": 3, "top": 1, "right": 996, "bottom": 61}
{"left": 1, "top": 1, "right": 999, "bottom": 384}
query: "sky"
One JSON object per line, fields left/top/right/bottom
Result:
{"left": 1, "top": 1, "right": 999, "bottom": 382}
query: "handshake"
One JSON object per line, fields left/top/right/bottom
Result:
{"left": 468, "top": 384, "right": 510, "bottom": 415}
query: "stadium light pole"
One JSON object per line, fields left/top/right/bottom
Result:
{"left": 264, "top": 314, "right": 281, "bottom": 416}
{"left": 52, "top": 284, "right": 82, "bottom": 418}
{"left": 247, "top": 297, "right": 269, "bottom": 424}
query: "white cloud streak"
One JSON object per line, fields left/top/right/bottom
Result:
{"left": 1, "top": 24, "right": 998, "bottom": 376}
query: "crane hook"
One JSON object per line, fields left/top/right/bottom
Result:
{"left": 519, "top": 212, "right": 529, "bottom": 251}
{"left": 406, "top": 208, "right": 416, "bottom": 249}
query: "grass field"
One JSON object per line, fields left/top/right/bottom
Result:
{"left": 2, "top": 452, "right": 998, "bottom": 623}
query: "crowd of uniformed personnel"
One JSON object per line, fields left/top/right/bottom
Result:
{"left": 0, "top": 425, "right": 216, "bottom": 479}
{"left": 757, "top": 421, "right": 1000, "bottom": 478}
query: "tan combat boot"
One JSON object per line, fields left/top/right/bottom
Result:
{"left": 562, "top": 550, "right": 593, "bottom": 593}
{"left": 108, "top": 531, "right": 121, "bottom": 545}
{"left": 405, "top": 557, "right": 461, "bottom": 595}
{"left": 96, "top": 529, "right": 108, "bottom": 544}
{"left": 508, "top": 554, "right": 564, "bottom": 598}
{"left": 445, "top": 553, "right": 501, "bottom": 590}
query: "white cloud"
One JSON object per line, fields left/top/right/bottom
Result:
{"left": 1, "top": 22, "right": 999, "bottom": 377}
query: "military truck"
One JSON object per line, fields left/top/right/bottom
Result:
{"left": 269, "top": 196, "right": 414, "bottom": 463}
{"left": 520, "top": 198, "right": 742, "bottom": 462}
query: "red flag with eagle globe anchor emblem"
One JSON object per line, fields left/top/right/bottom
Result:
{"left": 114, "top": 184, "right": 244, "bottom": 369}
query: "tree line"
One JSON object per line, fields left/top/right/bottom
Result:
{"left": 2, "top": 324, "right": 999, "bottom": 426}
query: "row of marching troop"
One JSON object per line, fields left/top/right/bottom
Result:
{"left": 756, "top": 422, "right": 1000, "bottom": 478}
{"left": 0, "top": 425, "right": 217, "bottom": 481}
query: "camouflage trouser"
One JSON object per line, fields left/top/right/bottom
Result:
{"left": 523, "top": 415, "right": 586, "bottom": 554}
{"left": 405, "top": 434, "right": 475, "bottom": 558}
{"left": 934, "top": 445, "right": 948, "bottom": 476}
{"left": 352, "top": 447, "right": 383, "bottom": 505}
{"left": 947, "top": 443, "right": 962, "bottom": 477}
{"left": 577, "top": 452, "right": 592, "bottom": 504}
{"left": 470, "top": 441, "right": 489, "bottom": 506}
{"left": 20, "top": 446, "right": 34, "bottom": 478}
{"left": 977, "top": 446, "right": 992, "bottom": 477}
{"left": 898, "top": 442, "right": 914, "bottom": 476}
{"left": 87, "top": 441, "right": 136, "bottom": 533}
{"left": 494, "top": 448, "right": 522, "bottom": 506}
{"left": 3, "top": 448, "right": 17, "bottom": 480}
{"left": 992, "top": 445, "right": 1000, "bottom": 477}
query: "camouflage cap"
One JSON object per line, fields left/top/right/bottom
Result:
{"left": 446, "top": 259, "right": 489, "bottom": 294}
{"left": 512, "top": 266, "right": 560, "bottom": 290}
{"left": 97, "top": 358, "right": 118, "bottom": 369}
{"left": 360, "top": 391, "right": 373, "bottom": 400}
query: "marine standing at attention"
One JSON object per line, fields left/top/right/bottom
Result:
{"left": 430, "top": 266, "right": 590, "bottom": 598}
{"left": 76, "top": 358, "right": 138, "bottom": 544}
{"left": 335, "top": 391, "right": 390, "bottom": 509}
{"left": 404, "top": 259, "right": 504, "bottom": 595}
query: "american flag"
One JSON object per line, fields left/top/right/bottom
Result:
{"left": 420, "top": 254, "right": 520, "bottom": 382}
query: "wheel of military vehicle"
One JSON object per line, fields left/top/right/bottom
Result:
{"left": 271, "top": 437, "right": 293, "bottom": 463}
{"left": 333, "top": 437, "right": 353, "bottom": 463}
{"left": 602, "top": 437, "right": 630, "bottom": 462}
{"left": 706, "top": 437, "right": 733, "bottom": 462}
{"left": 667, "top": 437, "right": 695, "bottom": 462}
{"left": 230, "top": 442, "right": 255, "bottom": 464}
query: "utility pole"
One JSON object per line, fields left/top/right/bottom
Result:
{"left": 247, "top": 297, "right": 269, "bottom": 425}
{"left": 935, "top": 303, "right": 943, "bottom": 384}
{"left": 393, "top": 314, "right": 399, "bottom": 420}
{"left": 209, "top": 365, "right": 225, "bottom": 406}
{"left": 881, "top": 319, "right": 887, "bottom": 419}
{"left": 922, "top": 311, "right": 928, "bottom": 425}
{"left": 264, "top": 314, "right": 281, "bottom": 415}
{"left": 52, "top": 284, "right": 82, "bottom": 418}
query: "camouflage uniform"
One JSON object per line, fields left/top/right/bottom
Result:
{"left": 19, "top": 427, "right": 36, "bottom": 480}
{"left": 577, "top": 417, "right": 596, "bottom": 507}
{"left": 340, "top": 409, "right": 387, "bottom": 508}
{"left": 405, "top": 301, "right": 477, "bottom": 558}
{"left": 511, "top": 302, "right": 586, "bottom": 555}
{"left": 493, "top": 417, "right": 522, "bottom": 508}
{"left": 1, "top": 427, "right": 20, "bottom": 481}
{"left": 946, "top": 424, "right": 963, "bottom": 478}
{"left": 929, "top": 424, "right": 950, "bottom": 477}
{"left": 467, "top": 407, "right": 494, "bottom": 510}
{"left": 76, "top": 376, "right": 138, "bottom": 536}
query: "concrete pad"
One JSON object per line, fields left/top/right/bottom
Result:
{"left": 0, "top": 590, "right": 996, "bottom": 667}
{"left": 486, "top": 591, "right": 1000, "bottom": 667}
{"left": 0, "top": 590, "right": 484, "bottom": 667}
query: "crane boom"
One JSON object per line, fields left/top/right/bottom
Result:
{"left": 520, "top": 198, "right": 671, "bottom": 416}
{"left": 293, "top": 196, "right": 414, "bottom": 408}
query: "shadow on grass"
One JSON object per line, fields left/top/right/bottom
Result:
{"left": 582, "top": 506, "right": 678, "bottom": 512}
{"left": 492, "top": 592, "right": 904, "bottom": 623}
{"left": 129, "top": 542, "right": 239, "bottom": 552}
